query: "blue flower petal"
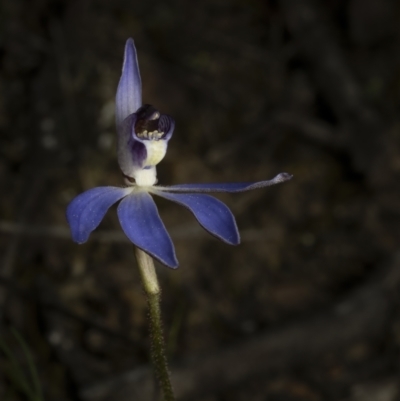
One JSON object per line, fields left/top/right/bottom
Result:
{"left": 156, "top": 172, "right": 293, "bottom": 193}
{"left": 116, "top": 38, "right": 142, "bottom": 130}
{"left": 117, "top": 192, "right": 178, "bottom": 268}
{"left": 66, "top": 187, "right": 131, "bottom": 244}
{"left": 151, "top": 190, "right": 240, "bottom": 245}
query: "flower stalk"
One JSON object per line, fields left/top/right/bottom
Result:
{"left": 134, "top": 247, "right": 176, "bottom": 401}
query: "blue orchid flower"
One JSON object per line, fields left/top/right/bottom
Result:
{"left": 66, "top": 39, "right": 292, "bottom": 268}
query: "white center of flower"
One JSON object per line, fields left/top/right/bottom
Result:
{"left": 134, "top": 166, "right": 157, "bottom": 186}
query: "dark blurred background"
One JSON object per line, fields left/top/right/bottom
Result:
{"left": 1, "top": 0, "right": 400, "bottom": 400}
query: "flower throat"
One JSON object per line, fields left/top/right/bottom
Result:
{"left": 135, "top": 104, "right": 164, "bottom": 140}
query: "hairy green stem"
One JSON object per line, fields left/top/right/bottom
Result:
{"left": 134, "top": 247, "right": 176, "bottom": 401}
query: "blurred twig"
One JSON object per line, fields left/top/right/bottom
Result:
{"left": 206, "top": 110, "right": 342, "bottom": 164}
{"left": 279, "top": 0, "right": 384, "bottom": 173}
{"left": 0, "top": 221, "right": 283, "bottom": 243}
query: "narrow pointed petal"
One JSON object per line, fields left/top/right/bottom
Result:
{"left": 66, "top": 187, "right": 131, "bottom": 243}
{"left": 117, "top": 192, "right": 178, "bottom": 268}
{"left": 151, "top": 190, "right": 240, "bottom": 245}
{"left": 156, "top": 172, "right": 293, "bottom": 193}
{"left": 116, "top": 38, "right": 142, "bottom": 130}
